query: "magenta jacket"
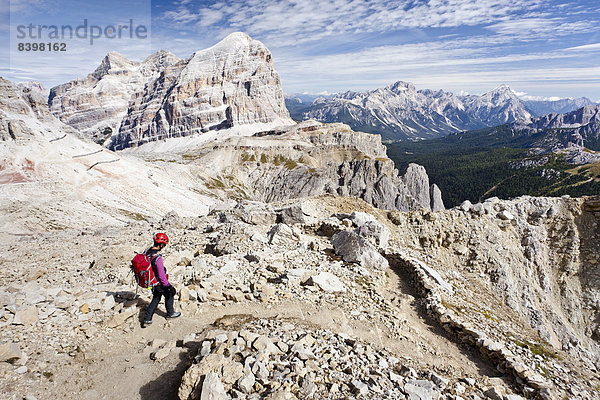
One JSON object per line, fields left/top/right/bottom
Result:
{"left": 145, "top": 249, "right": 170, "bottom": 286}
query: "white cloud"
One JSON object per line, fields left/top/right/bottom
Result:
{"left": 566, "top": 43, "right": 600, "bottom": 52}
{"left": 519, "top": 95, "right": 566, "bottom": 101}
{"left": 488, "top": 17, "right": 598, "bottom": 39}
{"left": 160, "top": 0, "right": 548, "bottom": 45}
{"left": 274, "top": 35, "right": 600, "bottom": 98}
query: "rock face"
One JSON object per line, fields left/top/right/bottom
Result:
{"left": 112, "top": 33, "right": 292, "bottom": 150}
{"left": 48, "top": 33, "right": 293, "bottom": 149}
{"left": 0, "top": 77, "right": 52, "bottom": 123}
{"left": 300, "top": 82, "right": 532, "bottom": 140}
{"left": 185, "top": 120, "right": 444, "bottom": 211}
{"left": 510, "top": 104, "right": 600, "bottom": 150}
{"left": 401, "top": 164, "right": 431, "bottom": 209}
{"left": 430, "top": 184, "right": 445, "bottom": 212}
{"left": 48, "top": 50, "right": 180, "bottom": 145}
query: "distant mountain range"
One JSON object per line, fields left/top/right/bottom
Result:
{"left": 438, "top": 104, "right": 600, "bottom": 152}
{"left": 285, "top": 82, "right": 596, "bottom": 141}
{"left": 386, "top": 103, "right": 600, "bottom": 206}
{"left": 522, "top": 97, "right": 595, "bottom": 116}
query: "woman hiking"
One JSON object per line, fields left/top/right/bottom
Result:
{"left": 143, "top": 232, "right": 181, "bottom": 326}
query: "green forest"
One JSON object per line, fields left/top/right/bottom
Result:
{"left": 386, "top": 140, "right": 600, "bottom": 208}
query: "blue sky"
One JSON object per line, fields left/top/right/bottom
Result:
{"left": 1, "top": 0, "right": 599, "bottom": 100}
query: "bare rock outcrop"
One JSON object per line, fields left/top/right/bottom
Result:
{"left": 430, "top": 184, "right": 445, "bottom": 212}
{"left": 48, "top": 50, "right": 180, "bottom": 144}
{"left": 184, "top": 120, "right": 444, "bottom": 211}
{"left": 401, "top": 163, "right": 431, "bottom": 209}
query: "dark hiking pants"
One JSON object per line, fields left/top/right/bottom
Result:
{"left": 145, "top": 284, "right": 175, "bottom": 320}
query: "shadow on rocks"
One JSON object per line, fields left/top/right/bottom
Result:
{"left": 386, "top": 254, "right": 502, "bottom": 379}
{"left": 136, "top": 298, "right": 174, "bottom": 327}
{"left": 138, "top": 340, "right": 201, "bottom": 400}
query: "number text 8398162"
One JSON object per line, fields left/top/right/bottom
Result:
{"left": 17, "top": 43, "right": 67, "bottom": 51}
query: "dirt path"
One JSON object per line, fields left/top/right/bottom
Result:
{"left": 52, "top": 267, "right": 500, "bottom": 400}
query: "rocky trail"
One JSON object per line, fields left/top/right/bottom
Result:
{"left": 2, "top": 195, "right": 598, "bottom": 399}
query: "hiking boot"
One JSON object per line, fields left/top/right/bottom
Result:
{"left": 167, "top": 312, "right": 181, "bottom": 319}
{"left": 143, "top": 320, "right": 152, "bottom": 326}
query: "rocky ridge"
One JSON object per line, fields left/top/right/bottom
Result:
{"left": 169, "top": 120, "right": 444, "bottom": 211}
{"left": 523, "top": 97, "right": 596, "bottom": 117}
{"left": 510, "top": 104, "right": 600, "bottom": 150}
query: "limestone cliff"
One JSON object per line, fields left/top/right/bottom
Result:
{"left": 111, "top": 33, "right": 292, "bottom": 150}
{"left": 48, "top": 50, "right": 180, "bottom": 144}
{"left": 181, "top": 120, "right": 443, "bottom": 211}
{"left": 48, "top": 33, "right": 293, "bottom": 150}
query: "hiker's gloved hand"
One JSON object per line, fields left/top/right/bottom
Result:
{"left": 168, "top": 285, "right": 176, "bottom": 296}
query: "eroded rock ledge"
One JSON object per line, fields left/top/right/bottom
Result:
{"left": 186, "top": 120, "right": 445, "bottom": 212}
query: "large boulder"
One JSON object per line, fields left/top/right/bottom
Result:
{"left": 200, "top": 372, "right": 230, "bottom": 400}
{"left": 354, "top": 220, "right": 390, "bottom": 248}
{"left": 233, "top": 201, "right": 277, "bottom": 225}
{"left": 305, "top": 272, "right": 346, "bottom": 293}
{"left": 277, "top": 202, "right": 318, "bottom": 225}
{"left": 331, "top": 230, "right": 389, "bottom": 270}
{"left": 268, "top": 223, "right": 296, "bottom": 245}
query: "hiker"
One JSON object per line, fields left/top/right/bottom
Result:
{"left": 143, "top": 232, "right": 181, "bottom": 326}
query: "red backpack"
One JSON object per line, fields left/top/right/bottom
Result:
{"left": 131, "top": 253, "right": 159, "bottom": 288}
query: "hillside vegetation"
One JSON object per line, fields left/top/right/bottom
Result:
{"left": 387, "top": 134, "right": 600, "bottom": 207}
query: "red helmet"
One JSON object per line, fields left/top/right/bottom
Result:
{"left": 153, "top": 232, "right": 169, "bottom": 245}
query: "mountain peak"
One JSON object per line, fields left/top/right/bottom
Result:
{"left": 143, "top": 49, "right": 178, "bottom": 63}
{"left": 387, "top": 81, "right": 415, "bottom": 93}
{"left": 210, "top": 32, "right": 254, "bottom": 51}
{"left": 189, "top": 32, "right": 261, "bottom": 62}
{"left": 102, "top": 51, "right": 131, "bottom": 64}
{"left": 92, "top": 51, "right": 136, "bottom": 79}
{"left": 221, "top": 31, "right": 252, "bottom": 44}
{"left": 488, "top": 84, "right": 514, "bottom": 95}
{"left": 141, "top": 50, "right": 180, "bottom": 72}
{"left": 479, "top": 84, "right": 520, "bottom": 104}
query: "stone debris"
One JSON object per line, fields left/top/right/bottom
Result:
{"left": 277, "top": 202, "right": 319, "bottom": 225}
{"left": 201, "top": 372, "right": 229, "bottom": 400}
{"left": 304, "top": 272, "right": 346, "bottom": 293}
{"left": 0, "top": 342, "right": 22, "bottom": 363}
{"left": 179, "top": 318, "right": 462, "bottom": 400}
{"left": 13, "top": 306, "right": 39, "bottom": 326}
